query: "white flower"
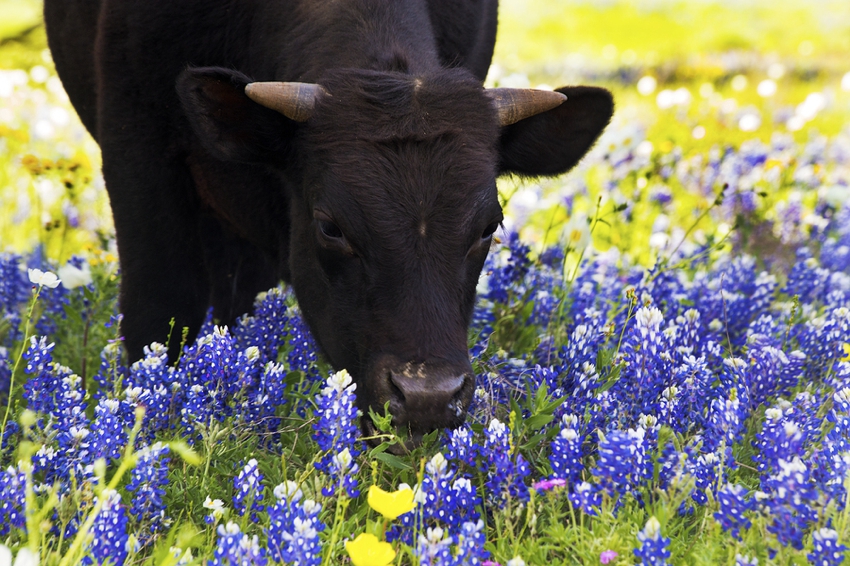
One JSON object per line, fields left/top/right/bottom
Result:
{"left": 326, "top": 369, "right": 354, "bottom": 393}
{"left": 640, "top": 516, "right": 662, "bottom": 541}
{"left": 203, "top": 497, "right": 226, "bottom": 520}
{"left": 27, "top": 268, "right": 61, "bottom": 289}
{"left": 273, "top": 480, "right": 302, "bottom": 502}
{"left": 57, "top": 261, "right": 92, "bottom": 289}
{"left": 10, "top": 548, "right": 38, "bottom": 566}
{"left": 563, "top": 214, "right": 591, "bottom": 251}
{"left": 506, "top": 557, "right": 526, "bottom": 566}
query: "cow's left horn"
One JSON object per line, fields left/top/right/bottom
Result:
{"left": 244, "top": 82, "right": 327, "bottom": 122}
{"left": 486, "top": 88, "right": 567, "bottom": 127}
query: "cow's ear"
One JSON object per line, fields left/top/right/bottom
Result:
{"left": 498, "top": 86, "right": 613, "bottom": 176}
{"left": 176, "top": 67, "right": 295, "bottom": 163}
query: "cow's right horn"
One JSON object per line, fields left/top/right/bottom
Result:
{"left": 244, "top": 82, "right": 327, "bottom": 122}
{"left": 486, "top": 88, "right": 567, "bottom": 127}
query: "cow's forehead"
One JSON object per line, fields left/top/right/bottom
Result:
{"left": 306, "top": 67, "right": 499, "bottom": 148}
{"left": 303, "top": 68, "right": 500, "bottom": 223}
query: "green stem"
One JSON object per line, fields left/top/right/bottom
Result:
{"left": 1, "top": 286, "right": 43, "bottom": 454}
{"left": 57, "top": 410, "right": 144, "bottom": 566}
{"left": 322, "top": 490, "right": 350, "bottom": 566}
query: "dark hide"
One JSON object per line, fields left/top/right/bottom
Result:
{"left": 44, "top": 0, "right": 613, "bottom": 437}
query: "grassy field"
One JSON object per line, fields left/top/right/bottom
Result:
{"left": 2, "top": 1, "right": 850, "bottom": 565}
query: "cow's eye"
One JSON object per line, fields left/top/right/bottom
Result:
{"left": 482, "top": 222, "right": 500, "bottom": 240}
{"left": 319, "top": 219, "right": 343, "bottom": 240}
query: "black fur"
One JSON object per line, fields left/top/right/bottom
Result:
{"left": 44, "top": 0, "right": 613, "bottom": 434}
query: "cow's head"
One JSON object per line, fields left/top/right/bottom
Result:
{"left": 177, "top": 66, "right": 613, "bottom": 441}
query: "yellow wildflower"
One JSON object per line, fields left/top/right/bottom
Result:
{"left": 345, "top": 533, "right": 396, "bottom": 566}
{"left": 367, "top": 485, "right": 415, "bottom": 520}
{"left": 842, "top": 343, "right": 850, "bottom": 362}
{"left": 21, "top": 154, "right": 43, "bottom": 175}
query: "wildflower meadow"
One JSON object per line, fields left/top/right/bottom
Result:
{"left": 3, "top": 0, "right": 850, "bottom": 564}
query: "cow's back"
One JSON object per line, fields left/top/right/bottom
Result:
{"left": 45, "top": 0, "right": 498, "bottom": 141}
{"left": 44, "top": 0, "right": 102, "bottom": 140}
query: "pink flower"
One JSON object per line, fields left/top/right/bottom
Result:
{"left": 532, "top": 478, "right": 567, "bottom": 491}
{"left": 482, "top": 562, "right": 502, "bottom": 566}
{"left": 600, "top": 550, "right": 618, "bottom": 564}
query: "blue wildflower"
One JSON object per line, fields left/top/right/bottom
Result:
{"left": 83, "top": 489, "right": 130, "bottom": 566}
{"left": 0, "top": 465, "right": 26, "bottom": 536}
{"left": 313, "top": 370, "right": 362, "bottom": 497}
{"left": 127, "top": 442, "right": 171, "bottom": 541}
{"left": 267, "top": 481, "right": 324, "bottom": 566}
{"left": 233, "top": 459, "right": 265, "bottom": 522}
{"left": 482, "top": 418, "right": 530, "bottom": 505}
{"left": 808, "top": 528, "right": 847, "bottom": 566}
{"left": 452, "top": 519, "right": 489, "bottom": 566}
{"left": 713, "top": 483, "right": 753, "bottom": 540}
{"left": 209, "top": 522, "right": 267, "bottom": 566}
{"left": 415, "top": 526, "right": 454, "bottom": 566}
{"left": 634, "top": 516, "right": 671, "bottom": 566}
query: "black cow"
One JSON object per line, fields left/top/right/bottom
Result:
{"left": 44, "top": 0, "right": 613, "bottom": 437}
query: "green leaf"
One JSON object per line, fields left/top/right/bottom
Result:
{"left": 373, "top": 452, "right": 413, "bottom": 470}
{"left": 525, "top": 413, "right": 554, "bottom": 431}
{"left": 167, "top": 440, "right": 202, "bottom": 466}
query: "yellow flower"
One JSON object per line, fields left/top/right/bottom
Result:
{"left": 842, "top": 343, "right": 850, "bottom": 362}
{"left": 345, "top": 533, "right": 396, "bottom": 566}
{"left": 367, "top": 485, "right": 415, "bottom": 520}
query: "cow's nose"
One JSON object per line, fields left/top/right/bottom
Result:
{"left": 388, "top": 362, "right": 469, "bottom": 429}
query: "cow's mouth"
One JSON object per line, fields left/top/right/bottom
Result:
{"left": 360, "top": 371, "right": 475, "bottom": 454}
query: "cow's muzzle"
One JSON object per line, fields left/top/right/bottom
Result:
{"left": 364, "top": 357, "right": 475, "bottom": 445}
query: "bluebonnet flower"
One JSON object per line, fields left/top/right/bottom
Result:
{"left": 286, "top": 310, "right": 321, "bottom": 381}
{"left": 445, "top": 425, "right": 480, "bottom": 469}
{"left": 126, "top": 342, "right": 180, "bottom": 435}
{"left": 91, "top": 340, "right": 128, "bottom": 399}
{"left": 89, "top": 397, "right": 134, "bottom": 464}
{"left": 393, "top": 452, "right": 482, "bottom": 549}
{"left": 616, "top": 306, "right": 673, "bottom": 419}
{"left": 83, "top": 489, "right": 130, "bottom": 566}
{"left": 127, "top": 442, "right": 171, "bottom": 541}
{"left": 233, "top": 459, "right": 265, "bottom": 522}
{"left": 179, "top": 327, "right": 239, "bottom": 443}
{"left": 713, "top": 483, "right": 753, "bottom": 540}
{"left": 313, "top": 370, "right": 362, "bottom": 496}
{"left": 735, "top": 555, "right": 759, "bottom": 566}
{"left": 0, "top": 465, "right": 26, "bottom": 536}
{"left": 484, "top": 232, "right": 531, "bottom": 304}
{"left": 209, "top": 522, "right": 267, "bottom": 566}
{"left": 759, "top": 457, "right": 819, "bottom": 550}
{"left": 569, "top": 481, "right": 601, "bottom": 517}
{"left": 0, "top": 253, "right": 29, "bottom": 347}
{"left": 815, "top": 387, "right": 850, "bottom": 505}
{"left": 415, "top": 526, "right": 454, "bottom": 566}
{"left": 22, "top": 336, "right": 58, "bottom": 415}
{"left": 482, "top": 418, "right": 530, "bottom": 505}
{"left": 808, "top": 528, "right": 846, "bottom": 566}
{"left": 753, "top": 405, "right": 807, "bottom": 477}
{"left": 267, "top": 481, "right": 324, "bottom": 566}
{"left": 549, "top": 418, "right": 582, "bottom": 485}
{"left": 234, "top": 286, "right": 290, "bottom": 363}
{"left": 239, "top": 361, "right": 288, "bottom": 440}
{"left": 634, "top": 517, "right": 671, "bottom": 566}
{"left": 452, "top": 520, "right": 489, "bottom": 566}
{"left": 591, "top": 428, "right": 645, "bottom": 507}
{"left": 49, "top": 369, "right": 95, "bottom": 484}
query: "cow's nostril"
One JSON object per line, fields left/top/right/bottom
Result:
{"left": 388, "top": 373, "right": 406, "bottom": 403}
{"left": 389, "top": 365, "right": 466, "bottom": 412}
